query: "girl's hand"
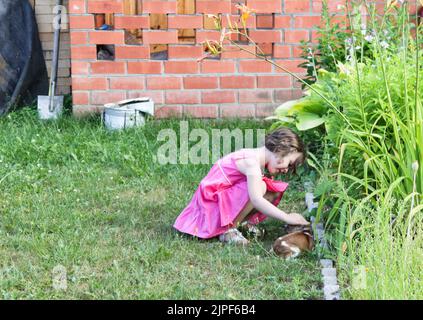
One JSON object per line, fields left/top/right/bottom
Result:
{"left": 283, "top": 213, "right": 310, "bottom": 226}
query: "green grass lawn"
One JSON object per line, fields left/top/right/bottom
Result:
{"left": 0, "top": 108, "right": 322, "bottom": 299}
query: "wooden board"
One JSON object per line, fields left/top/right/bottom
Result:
{"left": 150, "top": 13, "right": 168, "bottom": 52}
{"left": 151, "top": 44, "right": 168, "bottom": 54}
{"left": 178, "top": 0, "right": 195, "bottom": 14}
{"left": 177, "top": 0, "right": 196, "bottom": 41}
{"left": 203, "top": 15, "right": 218, "bottom": 30}
{"left": 150, "top": 14, "right": 168, "bottom": 30}
{"left": 105, "top": 13, "right": 114, "bottom": 26}
{"left": 123, "top": 0, "right": 137, "bottom": 15}
{"left": 123, "top": 0, "right": 138, "bottom": 36}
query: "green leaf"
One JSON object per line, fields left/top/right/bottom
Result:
{"left": 314, "top": 179, "right": 336, "bottom": 198}
{"left": 265, "top": 115, "right": 294, "bottom": 123}
{"left": 274, "top": 99, "right": 301, "bottom": 116}
{"left": 295, "top": 112, "right": 326, "bottom": 131}
{"left": 289, "top": 97, "right": 326, "bottom": 116}
{"left": 264, "top": 116, "right": 279, "bottom": 121}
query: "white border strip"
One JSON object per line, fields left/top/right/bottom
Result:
{"left": 306, "top": 189, "right": 341, "bottom": 300}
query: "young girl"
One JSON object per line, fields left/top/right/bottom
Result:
{"left": 173, "top": 127, "right": 310, "bottom": 245}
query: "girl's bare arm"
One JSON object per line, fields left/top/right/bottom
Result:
{"left": 236, "top": 157, "right": 309, "bottom": 225}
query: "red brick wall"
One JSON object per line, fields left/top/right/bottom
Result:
{"left": 67, "top": 0, "right": 369, "bottom": 118}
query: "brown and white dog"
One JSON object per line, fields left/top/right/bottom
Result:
{"left": 272, "top": 226, "right": 314, "bottom": 259}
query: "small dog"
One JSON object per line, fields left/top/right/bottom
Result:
{"left": 272, "top": 226, "right": 314, "bottom": 259}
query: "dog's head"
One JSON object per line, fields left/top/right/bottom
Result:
{"left": 272, "top": 228, "right": 314, "bottom": 259}
{"left": 283, "top": 224, "right": 312, "bottom": 234}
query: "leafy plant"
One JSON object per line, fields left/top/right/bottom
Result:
{"left": 309, "top": 1, "right": 422, "bottom": 298}
{"left": 298, "top": 0, "right": 350, "bottom": 87}
{"left": 299, "top": 0, "right": 420, "bottom": 87}
{"left": 266, "top": 68, "right": 342, "bottom": 133}
{"left": 202, "top": 0, "right": 423, "bottom": 298}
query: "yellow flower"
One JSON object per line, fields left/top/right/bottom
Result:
{"left": 241, "top": 11, "right": 250, "bottom": 23}
{"left": 235, "top": 3, "right": 256, "bottom": 25}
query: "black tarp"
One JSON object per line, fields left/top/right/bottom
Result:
{"left": 0, "top": 0, "right": 48, "bottom": 115}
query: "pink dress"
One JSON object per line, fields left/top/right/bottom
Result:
{"left": 173, "top": 149, "right": 289, "bottom": 239}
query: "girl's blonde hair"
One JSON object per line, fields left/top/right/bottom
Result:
{"left": 265, "top": 127, "right": 306, "bottom": 173}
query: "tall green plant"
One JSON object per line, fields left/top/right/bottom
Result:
{"left": 299, "top": 0, "right": 417, "bottom": 87}
{"left": 298, "top": 0, "right": 349, "bottom": 86}
{"left": 316, "top": 0, "right": 422, "bottom": 298}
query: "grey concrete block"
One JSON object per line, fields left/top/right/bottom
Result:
{"left": 323, "top": 276, "right": 338, "bottom": 286}
{"left": 320, "top": 259, "right": 333, "bottom": 268}
{"left": 325, "top": 292, "right": 340, "bottom": 300}
{"left": 324, "top": 284, "right": 340, "bottom": 297}
{"left": 316, "top": 229, "right": 325, "bottom": 237}
{"left": 322, "top": 268, "right": 337, "bottom": 277}
{"left": 320, "top": 240, "right": 329, "bottom": 249}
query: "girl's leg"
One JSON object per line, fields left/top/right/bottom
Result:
{"left": 232, "top": 181, "right": 266, "bottom": 226}
{"left": 233, "top": 181, "right": 281, "bottom": 226}
{"left": 233, "top": 202, "right": 255, "bottom": 227}
{"left": 220, "top": 185, "right": 280, "bottom": 244}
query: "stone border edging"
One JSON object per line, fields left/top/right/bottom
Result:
{"left": 305, "top": 189, "right": 341, "bottom": 300}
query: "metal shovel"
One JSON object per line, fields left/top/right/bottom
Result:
{"left": 37, "top": 0, "right": 64, "bottom": 119}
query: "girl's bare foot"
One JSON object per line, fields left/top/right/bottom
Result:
{"left": 219, "top": 228, "right": 249, "bottom": 245}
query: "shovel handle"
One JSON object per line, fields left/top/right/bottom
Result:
{"left": 49, "top": 0, "right": 63, "bottom": 112}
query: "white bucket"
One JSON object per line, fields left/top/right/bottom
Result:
{"left": 102, "top": 97, "right": 154, "bottom": 131}
{"left": 37, "top": 96, "right": 63, "bottom": 120}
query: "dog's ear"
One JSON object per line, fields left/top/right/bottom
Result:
{"left": 304, "top": 231, "right": 313, "bottom": 238}
{"left": 303, "top": 232, "right": 315, "bottom": 250}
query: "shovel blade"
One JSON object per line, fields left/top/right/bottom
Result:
{"left": 37, "top": 95, "right": 64, "bottom": 120}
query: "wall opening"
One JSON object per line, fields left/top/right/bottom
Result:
{"left": 125, "top": 30, "right": 142, "bottom": 45}
{"left": 204, "top": 14, "right": 220, "bottom": 30}
{"left": 233, "top": 31, "right": 249, "bottom": 44}
{"left": 203, "top": 44, "right": 221, "bottom": 60}
{"left": 97, "top": 45, "right": 115, "bottom": 60}
{"left": 105, "top": 13, "right": 114, "bottom": 29}
{"left": 179, "top": 29, "right": 196, "bottom": 43}
{"left": 256, "top": 14, "right": 274, "bottom": 29}
{"left": 150, "top": 44, "right": 168, "bottom": 60}
{"left": 150, "top": 13, "right": 168, "bottom": 30}
{"left": 94, "top": 13, "right": 114, "bottom": 30}
{"left": 123, "top": 0, "right": 140, "bottom": 42}
{"left": 257, "top": 43, "right": 273, "bottom": 57}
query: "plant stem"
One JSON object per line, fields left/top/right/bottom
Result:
{"left": 226, "top": 39, "right": 353, "bottom": 127}
{"left": 363, "top": 0, "right": 404, "bottom": 159}
{"left": 345, "top": 0, "right": 367, "bottom": 133}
